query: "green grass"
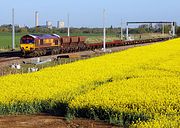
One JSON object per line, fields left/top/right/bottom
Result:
{"left": 0, "top": 32, "right": 26, "bottom": 50}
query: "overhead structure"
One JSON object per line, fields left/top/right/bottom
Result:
{"left": 126, "top": 21, "right": 176, "bottom": 40}
{"left": 172, "top": 22, "right": 176, "bottom": 36}
{"left": 103, "top": 9, "right": 106, "bottom": 52}
{"left": 12, "top": 8, "right": 15, "bottom": 50}
{"left": 67, "top": 13, "right": 70, "bottom": 36}
{"left": 121, "top": 19, "right": 123, "bottom": 40}
{"left": 162, "top": 23, "right": 165, "bottom": 35}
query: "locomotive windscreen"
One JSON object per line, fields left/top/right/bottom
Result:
{"left": 21, "top": 37, "right": 34, "bottom": 44}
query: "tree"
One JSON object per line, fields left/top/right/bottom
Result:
{"left": 18, "top": 27, "right": 28, "bottom": 33}
{"left": 138, "top": 24, "right": 149, "bottom": 33}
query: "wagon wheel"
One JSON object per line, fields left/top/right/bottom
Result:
{"left": 39, "top": 50, "right": 44, "bottom": 56}
{"left": 21, "top": 51, "right": 26, "bottom": 57}
{"left": 55, "top": 49, "right": 59, "bottom": 54}
{"left": 51, "top": 49, "right": 56, "bottom": 55}
{"left": 32, "top": 51, "right": 40, "bottom": 57}
{"left": 42, "top": 49, "right": 47, "bottom": 55}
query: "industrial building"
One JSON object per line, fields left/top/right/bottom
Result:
{"left": 57, "top": 21, "right": 65, "bottom": 29}
{"left": 46, "top": 21, "right": 52, "bottom": 29}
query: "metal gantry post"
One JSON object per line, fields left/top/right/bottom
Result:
{"left": 171, "top": 22, "right": 175, "bottom": 37}
{"left": 103, "top": 9, "right": 106, "bottom": 52}
{"left": 121, "top": 19, "right": 123, "bottom": 40}
{"left": 126, "top": 22, "right": 129, "bottom": 40}
{"left": 172, "top": 22, "right": 175, "bottom": 37}
{"left": 171, "top": 22, "right": 173, "bottom": 36}
{"left": 162, "top": 23, "right": 165, "bottom": 35}
{"left": 12, "top": 8, "right": 15, "bottom": 50}
{"left": 67, "top": 13, "right": 70, "bottom": 37}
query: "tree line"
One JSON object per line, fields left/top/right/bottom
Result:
{"left": 0, "top": 24, "right": 180, "bottom": 36}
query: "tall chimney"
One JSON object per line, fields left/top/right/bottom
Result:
{"left": 35, "top": 11, "right": 39, "bottom": 27}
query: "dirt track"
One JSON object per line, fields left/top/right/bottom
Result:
{"left": 0, "top": 114, "right": 119, "bottom": 128}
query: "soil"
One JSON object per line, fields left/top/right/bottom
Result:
{"left": 0, "top": 114, "right": 120, "bottom": 128}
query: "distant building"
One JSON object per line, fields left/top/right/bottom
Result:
{"left": 57, "top": 21, "right": 64, "bottom": 29}
{"left": 18, "top": 24, "right": 25, "bottom": 28}
{"left": 46, "top": 21, "right": 52, "bottom": 29}
{"left": 37, "top": 25, "right": 46, "bottom": 28}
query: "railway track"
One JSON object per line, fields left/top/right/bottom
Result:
{"left": 0, "top": 51, "right": 21, "bottom": 57}
{"left": 0, "top": 51, "right": 22, "bottom": 64}
{"left": 0, "top": 57, "right": 21, "bottom": 63}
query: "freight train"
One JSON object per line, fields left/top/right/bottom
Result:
{"left": 20, "top": 34, "right": 170, "bottom": 57}
{"left": 20, "top": 34, "right": 86, "bottom": 57}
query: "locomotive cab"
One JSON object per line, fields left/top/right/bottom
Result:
{"left": 20, "top": 35, "right": 36, "bottom": 52}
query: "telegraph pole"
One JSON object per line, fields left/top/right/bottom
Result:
{"left": 67, "top": 13, "right": 70, "bottom": 36}
{"left": 12, "top": 8, "right": 15, "bottom": 50}
{"left": 103, "top": 9, "right": 106, "bottom": 52}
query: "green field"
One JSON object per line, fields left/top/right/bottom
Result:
{"left": 0, "top": 32, "right": 26, "bottom": 50}
{"left": 0, "top": 32, "right": 119, "bottom": 50}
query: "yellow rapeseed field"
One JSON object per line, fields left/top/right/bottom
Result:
{"left": 0, "top": 38, "right": 180, "bottom": 127}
